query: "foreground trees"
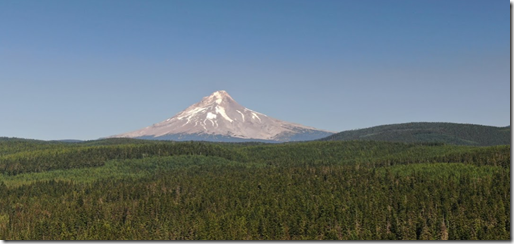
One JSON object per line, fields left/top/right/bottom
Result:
{"left": 0, "top": 139, "right": 509, "bottom": 240}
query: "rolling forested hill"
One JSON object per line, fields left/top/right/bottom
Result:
{"left": 0, "top": 137, "right": 510, "bottom": 240}
{"left": 319, "top": 122, "right": 510, "bottom": 146}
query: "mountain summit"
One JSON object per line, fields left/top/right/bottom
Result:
{"left": 111, "top": 90, "right": 334, "bottom": 142}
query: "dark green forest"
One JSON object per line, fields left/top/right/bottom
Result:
{"left": 0, "top": 137, "right": 510, "bottom": 240}
{"left": 320, "top": 122, "right": 511, "bottom": 146}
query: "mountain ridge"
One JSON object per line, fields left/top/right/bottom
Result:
{"left": 111, "top": 90, "right": 334, "bottom": 142}
{"left": 319, "top": 122, "right": 510, "bottom": 146}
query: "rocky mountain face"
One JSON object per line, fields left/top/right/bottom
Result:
{"left": 111, "top": 90, "right": 334, "bottom": 142}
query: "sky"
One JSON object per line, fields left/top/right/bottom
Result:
{"left": 0, "top": 0, "right": 510, "bottom": 140}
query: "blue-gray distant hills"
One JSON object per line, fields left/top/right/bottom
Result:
{"left": 319, "top": 122, "right": 510, "bottom": 146}
{"left": 111, "top": 90, "right": 334, "bottom": 142}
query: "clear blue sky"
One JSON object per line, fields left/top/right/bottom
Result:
{"left": 0, "top": 0, "right": 510, "bottom": 140}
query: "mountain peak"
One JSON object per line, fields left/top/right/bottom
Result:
{"left": 111, "top": 90, "right": 333, "bottom": 142}
{"left": 212, "top": 90, "right": 229, "bottom": 96}
{"left": 202, "top": 90, "right": 234, "bottom": 105}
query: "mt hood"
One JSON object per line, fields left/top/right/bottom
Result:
{"left": 111, "top": 90, "right": 334, "bottom": 142}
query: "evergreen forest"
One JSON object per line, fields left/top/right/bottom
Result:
{"left": 0, "top": 137, "right": 510, "bottom": 240}
{"left": 320, "top": 122, "right": 510, "bottom": 146}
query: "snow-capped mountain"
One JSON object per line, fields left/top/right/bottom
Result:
{"left": 111, "top": 90, "right": 334, "bottom": 142}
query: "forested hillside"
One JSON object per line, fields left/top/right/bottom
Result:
{"left": 319, "top": 122, "right": 510, "bottom": 146}
{"left": 0, "top": 138, "right": 510, "bottom": 240}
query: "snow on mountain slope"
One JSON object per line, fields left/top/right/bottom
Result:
{"left": 111, "top": 90, "right": 334, "bottom": 142}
